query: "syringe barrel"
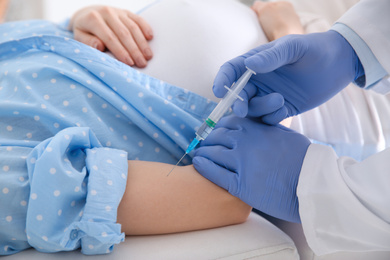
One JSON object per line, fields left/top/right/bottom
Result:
{"left": 208, "top": 68, "right": 254, "bottom": 124}
{"left": 195, "top": 121, "right": 214, "bottom": 141}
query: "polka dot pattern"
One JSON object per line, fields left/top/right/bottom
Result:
{"left": 0, "top": 19, "right": 217, "bottom": 256}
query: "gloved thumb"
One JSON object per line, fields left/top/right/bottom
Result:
{"left": 244, "top": 44, "right": 294, "bottom": 74}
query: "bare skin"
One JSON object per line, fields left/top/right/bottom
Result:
{"left": 0, "top": 0, "right": 8, "bottom": 23}
{"left": 69, "top": 5, "right": 153, "bottom": 68}
{"left": 117, "top": 161, "right": 252, "bottom": 235}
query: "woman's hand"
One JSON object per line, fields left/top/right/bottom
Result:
{"left": 69, "top": 5, "right": 153, "bottom": 68}
{"left": 251, "top": 1, "right": 304, "bottom": 41}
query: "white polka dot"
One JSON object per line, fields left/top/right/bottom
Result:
{"left": 32, "top": 73, "right": 38, "bottom": 78}
{"left": 6, "top": 146, "right": 12, "bottom": 151}
{"left": 42, "top": 236, "right": 48, "bottom": 241}
{"left": 26, "top": 133, "right": 32, "bottom": 138}
{"left": 64, "top": 135, "right": 70, "bottom": 140}
{"left": 70, "top": 84, "right": 76, "bottom": 89}
{"left": 2, "top": 187, "right": 9, "bottom": 194}
{"left": 161, "top": 119, "right": 166, "bottom": 124}
{"left": 19, "top": 176, "right": 25, "bottom": 182}
{"left": 82, "top": 107, "right": 88, "bottom": 113}
{"left": 74, "top": 186, "right": 80, "bottom": 192}
{"left": 106, "top": 141, "right": 112, "bottom": 147}
{"left": 13, "top": 111, "right": 19, "bottom": 115}
{"left": 138, "top": 142, "right": 143, "bottom": 147}
{"left": 155, "top": 147, "right": 160, "bottom": 153}
{"left": 54, "top": 190, "right": 61, "bottom": 197}
{"left": 172, "top": 113, "right": 177, "bottom": 117}
{"left": 51, "top": 79, "right": 56, "bottom": 84}
{"left": 88, "top": 244, "right": 94, "bottom": 249}
{"left": 101, "top": 57, "right": 106, "bottom": 61}
{"left": 107, "top": 159, "right": 112, "bottom": 164}
{"left": 167, "top": 95, "right": 172, "bottom": 100}
{"left": 74, "top": 49, "right": 80, "bottom": 53}
{"left": 72, "top": 69, "right": 78, "bottom": 73}
{"left": 6, "top": 125, "right": 12, "bottom": 131}
{"left": 30, "top": 157, "right": 36, "bottom": 164}
{"left": 122, "top": 105, "right": 127, "bottom": 111}
{"left": 91, "top": 190, "right": 97, "bottom": 196}
{"left": 41, "top": 104, "right": 47, "bottom": 109}
{"left": 120, "top": 153, "right": 126, "bottom": 157}
{"left": 31, "top": 193, "right": 37, "bottom": 200}
{"left": 71, "top": 201, "right": 76, "bottom": 207}
{"left": 101, "top": 232, "right": 107, "bottom": 237}
{"left": 102, "top": 103, "right": 107, "bottom": 109}
{"left": 107, "top": 180, "right": 113, "bottom": 186}
{"left": 121, "top": 173, "right": 126, "bottom": 179}
{"left": 63, "top": 100, "right": 69, "bottom": 106}
{"left": 50, "top": 168, "right": 56, "bottom": 174}
{"left": 92, "top": 165, "right": 98, "bottom": 170}
{"left": 57, "top": 60, "right": 63, "bottom": 64}
{"left": 100, "top": 72, "right": 105, "bottom": 77}
{"left": 3, "top": 165, "right": 9, "bottom": 172}
{"left": 20, "top": 200, "right": 27, "bottom": 206}
{"left": 14, "top": 86, "right": 18, "bottom": 92}
{"left": 180, "top": 124, "right": 185, "bottom": 129}
{"left": 138, "top": 92, "right": 144, "bottom": 97}
{"left": 46, "top": 147, "right": 53, "bottom": 152}
{"left": 53, "top": 123, "right": 59, "bottom": 128}
{"left": 87, "top": 92, "right": 93, "bottom": 98}
{"left": 6, "top": 216, "right": 12, "bottom": 222}
{"left": 105, "top": 205, "right": 112, "bottom": 212}
{"left": 58, "top": 209, "right": 62, "bottom": 216}
{"left": 153, "top": 133, "right": 159, "bottom": 138}
{"left": 174, "top": 132, "right": 179, "bottom": 137}
{"left": 123, "top": 135, "right": 128, "bottom": 140}
{"left": 36, "top": 215, "right": 43, "bottom": 221}
{"left": 86, "top": 80, "right": 92, "bottom": 84}
{"left": 190, "top": 104, "right": 196, "bottom": 110}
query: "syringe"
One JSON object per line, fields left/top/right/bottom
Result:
{"left": 167, "top": 68, "right": 255, "bottom": 176}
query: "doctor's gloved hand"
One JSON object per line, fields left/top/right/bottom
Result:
{"left": 214, "top": 30, "right": 364, "bottom": 125}
{"left": 192, "top": 116, "right": 311, "bottom": 223}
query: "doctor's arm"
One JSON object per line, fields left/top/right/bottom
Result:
{"left": 192, "top": 115, "right": 390, "bottom": 254}
{"left": 214, "top": 0, "right": 389, "bottom": 124}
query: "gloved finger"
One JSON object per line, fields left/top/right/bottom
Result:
{"left": 245, "top": 42, "right": 296, "bottom": 74}
{"left": 73, "top": 29, "right": 105, "bottom": 52}
{"left": 192, "top": 156, "right": 236, "bottom": 192}
{"left": 198, "top": 127, "right": 235, "bottom": 149}
{"left": 194, "top": 145, "right": 238, "bottom": 171}
{"left": 231, "top": 82, "right": 258, "bottom": 117}
{"left": 213, "top": 57, "right": 247, "bottom": 98}
{"left": 261, "top": 106, "right": 288, "bottom": 125}
{"left": 247, "top": 93, "right": 284, "bottom": 117}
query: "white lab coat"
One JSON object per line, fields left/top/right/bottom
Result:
{"left": 296, "top": 0, "right": 390, "bottom": 255}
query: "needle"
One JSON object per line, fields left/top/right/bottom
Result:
{"left": 166, "top": 153, "right": 186, "bottom": 177}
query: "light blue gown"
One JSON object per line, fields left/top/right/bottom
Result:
{"left": 0, "top": 20, "right": 216, "bottom": 255}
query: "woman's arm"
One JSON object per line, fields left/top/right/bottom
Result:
{"left": 117, "top": 160, "right": 252, "bottom": 235}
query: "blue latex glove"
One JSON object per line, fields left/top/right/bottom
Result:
{"left": 214, "top": 30, "right": 365, "bottom": 124}
{"left": 192, "top": 116, "right": 311, "bottom": 223}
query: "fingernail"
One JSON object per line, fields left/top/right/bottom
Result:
{"left": 126, "top": 57, "right": 134, "bottom": 66}
{"left": 144, "top": 48, "right": 153, "bottom": 59}
{"left": 136, "top": 57, "right": 147, "bottom": 68}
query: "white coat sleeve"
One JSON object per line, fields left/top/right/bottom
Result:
{"left": 297, "top": 144, "right": 390, "bottom": 255}
{"left": 332, "top": 0, "right": 390, "bottom": 92}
